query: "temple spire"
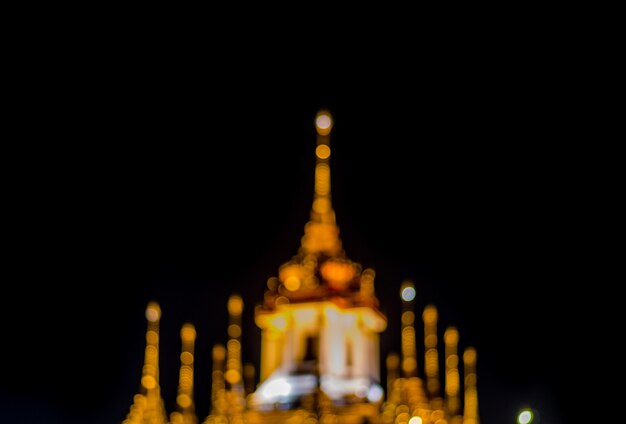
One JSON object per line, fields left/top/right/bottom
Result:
{"left": 123, "top": 301, "right": 168, "bottom": 424}
{"left": 170, "top": 323, "right": 198, "bottom": 424}
{"left": 300, "top": 110, "right": 343, "bottom": 257}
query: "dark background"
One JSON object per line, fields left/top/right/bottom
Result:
{"left": 1, "top": 54, "right": 583, "bottom": 423}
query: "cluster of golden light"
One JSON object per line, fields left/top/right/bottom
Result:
{"left": 399, "top": 279, "right": 418, "bottom": 375}
{"left": 210, "top": 344, "right": 226, "bottom": 414}
{"left": 320, "top": 259, "right": 356, "bottom": 290}
{"left": 315, "top": 110, "right": 333, "bottom": 136}
{"left": 422, "top": 304, "right": 441, "bottom": 397}
{"left": 124, "top": 301, "right": 169, "bottom": 424}
{"left": 463, "top": 347, "right": 479, "bottom": 424}
{"left": 315, "top": 163, "right": 331, "bottom": 196}
{"left": 444, "top": 326, "right": 461, "bottom": 417}
{"left": 172, "top": 322, "right": 197, "bottom": 424}
{"left": 227, "top": 295, "right": 243, "bottom": 316}
{"left": 279, "top": 262, "right": 305, "bottom": 291}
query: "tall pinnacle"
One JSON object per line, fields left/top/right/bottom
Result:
{"left": 300, "top": 110, "right": 343, "bottom": 257}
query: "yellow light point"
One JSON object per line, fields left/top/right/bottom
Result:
{"left": 213, "top": 344, "right": 226, "bottom": 361}
{"left": 227, "top": 324, "right": 242, "bottom": 338}
{"left": 145, "top": 302, "right": 161, "bottom": 322}
{"left": 284, "top": 275, "right": 301, "bottom": 291}
{"left": 316, "top": 144, "right": 331, "bottom": 159}
{"left": 227, "top": 295, "right": 243, "bottom": 316}
{"left": 315, "top": 110, "right": 333, "bottom": 135}
{"left": 180, "top": 351, "right": 194, "bottom": 365}
{"left": 181, "top": 323, "right": 196, "bottom": 342}
{"left": 141, "top": 375, "right": 157, "bottom": 390}
{"left": 423, "top": 305, "right": 438, "bottom": 324}
{"left": 409, "top": 417, "right": 423, "bottom": 424}
{"left": 224, "top": 369, "right": 241, "bottom": 384}
{"left": 444, "top": 327, "right": 459, "bottom": 345}
{"left": 312, "top": 197, "right": 331, "bottom": 213}
{"left": 463, "top": 346, "right": 479, "bottom": 423}
{"left": 444, "top": 326, "right": 461, "bottom": 414}
{"left": 177, "top": 393, "right": 192, "bottom": 408}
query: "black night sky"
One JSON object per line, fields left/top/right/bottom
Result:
{"left": 1, "top": 62, "right": 580, "bottom": 424}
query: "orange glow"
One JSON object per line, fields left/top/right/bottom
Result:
{"left": 284, "top": 276, "right": 301, "bottom": 291}
{"left": 315, "top": 163, "right": 331, "bottom": 196}
{"left": 320, "top": 260, "right": 355, "bottom": 289}
{"left": 315, "top": 144, "right": 331, "bottom": 159}
{"left": 312, "top": 197, "right": 331, "bottom": 213}
{"left": 141, "top": 375, "right": 156, "bottom": 390}
{"left": 444, "top": 327, "right": 459, "bottom": 345}
{"left": 225, "top": 369, "right": 241, "bottom": 384}
{"left": 181, "top": 323, "right": 196, "bottom": 342}
{"left": 145, "top": 302, "right": 161, "bottom": 322}
{"left": 423, "top": 305, "right": 437, "bottom": 323}
{"left": 464, "top": 347, "right": 477, "bottom": 364}
{"left": 180, "top": 351, "right": 193, "bottom": 365}
{"left": 228, "top": 324, "right": 242, "bottom": 338}
{"left": 146, "top": 330, "right": 158, "bottom": 345}
{"left": 227, "top": 295, "right": 243, "bottom": 316}
{"left": 401, "top": 311, "right": 415, "bottom": 325}
{"left": 177, "top": 393, "right": 192, "bottom": 408}
{"left": 227, "top": 339, "right": 241, "bottom": 352}
{"left": 213, "top": 344, "right": 226, "bottom": 361}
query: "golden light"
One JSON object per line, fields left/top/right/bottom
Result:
{"left": 464, "top": 347, "right": 477, "bottom": 364}
{"left": 145, "top": 302, "right": 161, "bottom": 322}
{"left": 141, "top": 375, "right": 156, "bottom": 390}
{"left": 316, "top": 144, "right": 331, "bottom": 159}
{"left": 227, "top": 339, "right": 241, "bottom": 352}
{"left": 315, "top": 111, "right": 333, "bottom": 135}
{"left": 212, "top": 344, "right": 226, "bottom": 361}
{"left": 181, "top": 323, "right": 196, "bottom": 342}
{"left": 320, "top": 260, "right": 355, "bottom": 289}
{"left": 409, "top": 417, "right": 423, "bottom": 424}
{"left": 177, "top": 393, "right": 192, "bottom": 408}
{"left": 444, "top": 327, "right": 459, "bottom": 345}
{"left": 227, "top": 295, "right": 243, "bottom": 316}
{"left": 227, "top": 324, "right": 242, "bottom": 338}
{"left": 312, "top": 197, "right": 331, "bottom": 213}
{"left": 284, "top": 276, "right": 301, "bottom": 291}
{"left": 180, "top": 351, "right": 194, "bottom": 365}
{"left": 225, "top": 369, "right": 241, "bottom": 384}
{"left": 146, "top": 330, "right": 158, "bottom": 345}
{"left": 423, "top": 305, "right": 437, "bottom": 323}
{"left": 401, "top": 311, "right": 415, "bottom": 325}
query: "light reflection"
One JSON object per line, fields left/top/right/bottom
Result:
{"left": 518, "top": 409, "right": 533, "bottom": 424}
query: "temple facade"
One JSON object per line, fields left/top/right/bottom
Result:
{"left": 122, "top": 111, "right": 480, "bottom": 424}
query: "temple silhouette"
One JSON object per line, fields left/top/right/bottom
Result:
{"left": 122, "top": 110, "right": 480, "bottom": 424}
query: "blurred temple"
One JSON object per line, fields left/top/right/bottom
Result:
{"left": 122, "top": 111, "right": 480, "bottom": 424}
